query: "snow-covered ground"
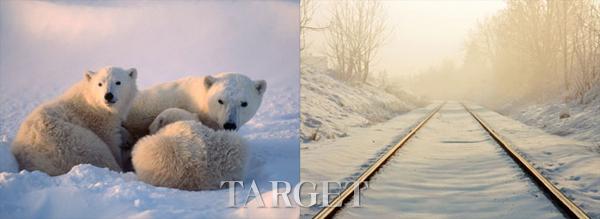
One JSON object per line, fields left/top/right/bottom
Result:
{"left": 300, "top": 66, "right": 421, "bottom": 142}
{"left": 301, "top": 104, "right": 436, "bottom": 217}
{"left": 470, "top": 103, "right": 600, "bottom": 217}
{"left": 0, "top": 1, "right": 299, "bottom": 218}
{"left": 338, "top": 103, "right": 563, "bottom": 218}
{"left": 0, "top": 87, "right": 299, "bottom": 218}
{"left": 504, "top": 85, "right": 600, "bottom": 144}
{"left": 302, "top": 102, "right": 599, "bottom": 218}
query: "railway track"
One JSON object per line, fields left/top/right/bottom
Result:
{"left": 312, "top": 102, "right": 589, "bottom": 219}
{"left": 312, "top": 102, "right": 445, "bottom": 219}
{"left": 462, "top": 103, "right": 589, "bottom": 219}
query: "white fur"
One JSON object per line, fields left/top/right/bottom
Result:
{"left": 11, "top": 66, "right": 138, "bottom": 176}
{"left": 124, "top": 73, "right": 266, "bottom": 140}
{"left": 132, "top": 120, "right": 247, "bottom": 191}
{"left": 148, "top": 108, "right": 198, "bottom": 134}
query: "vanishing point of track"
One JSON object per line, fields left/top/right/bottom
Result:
{"left": 313, "top": 102, "right": 589, "bottom": 219}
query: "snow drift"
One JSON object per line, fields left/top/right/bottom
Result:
{"left": 505, "top": 84, "right": 600, "bottom": 144}
{"left": 300, "top": 65, "right": 423, "bottom": 142}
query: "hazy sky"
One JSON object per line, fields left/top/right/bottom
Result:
{"left": 305, "top": 0, "right": 506, "bottom": 77}
{"left": 0, "top": 0, "right": 299, "bottom": 89}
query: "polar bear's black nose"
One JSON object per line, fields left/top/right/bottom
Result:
{"left": 223, "top": 122, "right": 237, "bottom": 130}
{"left": 104, "top": 93, "right": 114, "bottom": 101}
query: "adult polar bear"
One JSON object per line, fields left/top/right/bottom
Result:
{"left": 124, "top": 73, "right": 266, "bottom": 140}
{"left": 11, "top": 66, "right": 138, "bottom": 176}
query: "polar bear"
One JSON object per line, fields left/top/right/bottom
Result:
{"left": 123, "top": 73, "right": 266, "bottom": 141}
{"left": 11, "top": 66, "right": 138, "bottom": 176}
{"left": 148, "top": 108, "right": 198, "bottom": 134}
{"left": 132, "top": 109, "right": 247, "bottom": 190}
{"left": 122, "top": 108, "right": 198, "bottom": 172}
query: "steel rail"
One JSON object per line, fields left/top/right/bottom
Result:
{"left": 462, "top": 103, "right": 590, "bottom": 219}
{"left": 312, "top": 102, "right": 445, "bottom": 219}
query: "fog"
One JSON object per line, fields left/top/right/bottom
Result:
{"left": 405, "top": 0, "right": 600, "bottom": 107}
{"left": 303, "top": 0, "right": 505, "bottom": 77}
{"left": 304, "top": 1, "right": 600, "bottom": 108}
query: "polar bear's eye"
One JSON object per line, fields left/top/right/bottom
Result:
{"left": 116, "top": 81, "right": 121, "bottom": 85}
{"left": 218, "top": 99, "right": 224, "bottom": 105}
{"left": 241, "top": 102, "right": 248, "bottom": 107}
{"left": 98, "top": 83, "right": 103, "bottom": 87}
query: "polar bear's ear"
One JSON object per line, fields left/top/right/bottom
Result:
{"left": 128, "top": 68, "right": 137, "bottom": 79}
{"left": 204, "top": 76, "right": 216, "bottom": 89}
{"left": 255, "top": 80, "right": 267, "bottom": 96}
{"left": 85, "top": 70, "right": 95, "bottom": 81}
{"left": 157, "top": 117, "right": 164, "bottom": 128}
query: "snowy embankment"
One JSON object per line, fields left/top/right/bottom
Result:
{"left": 470, "top": 104, "right": 600, "bottom": 217}
{"left": 0, "top": 83, "right": 299, "bottom": 218}
{"left": 300, "top": 66, "right": 422, "bottom": 142}
{"left": 505, "top": 85, "right": 600, "bottom": 144}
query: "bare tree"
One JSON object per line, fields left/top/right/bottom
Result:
{"left": 326, "top": 0, "right": 388, "bottom": 83}
{"left": 300, "top": 0, "right": 315, "bottom": 53}
{"left": 300, "top": 0, "right": 327, "bottom": 53}
{"left": 569, "top": 0, "right": 600, "bottom": 103}
{"left": 458, "top": 0, "right": 600, "bottom": 103}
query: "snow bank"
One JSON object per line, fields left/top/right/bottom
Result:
{"left": 300, "top": 66, "right": 422, "bottom": 142}
{"left": 505, "top": 85, "right": 600, "bottom": 143}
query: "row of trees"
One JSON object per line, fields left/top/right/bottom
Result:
{"left": 464, "top": 0, "right": 600, "bottom": 103}
{"left": 301, "top": 0, "right": 389, "bottom": 83}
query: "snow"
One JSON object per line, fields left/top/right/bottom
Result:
{"left": 0, "top": 140, "right": 18, "bottom": 173}
{"left": 301, "top": 104, "right": 436, "bottom": 217}
{"left": 0, "top": 86, "right": 299, "bottom": 219}
{"left": 300, "top": 66, "right": 421, "bottom": 142}
{"left": 338, "top": 103, "right": 562, "bottom": 218}
{"left": 302, "top": 102, "right": 600, "bottom": 218}
{"left": 504, "top": 85, "right": 600, "bottom": 143}
{"left": 469, "top": 103, "right": 600, "bottom": 218}
{"left": 0, "top": 1, "right": 299, "bottom": 218}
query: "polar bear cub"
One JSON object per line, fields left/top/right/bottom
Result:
{"left": 148, "top": 108, "right": 199, "bottom": 134}
{"left": 132, "top": 108, "right": 247, "bottom": 190}
{"left": 11, "top": 66, "right": 138, "bottom": 176}
{"left": 124, "top": 73, "right": 266, "bottom": 141}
